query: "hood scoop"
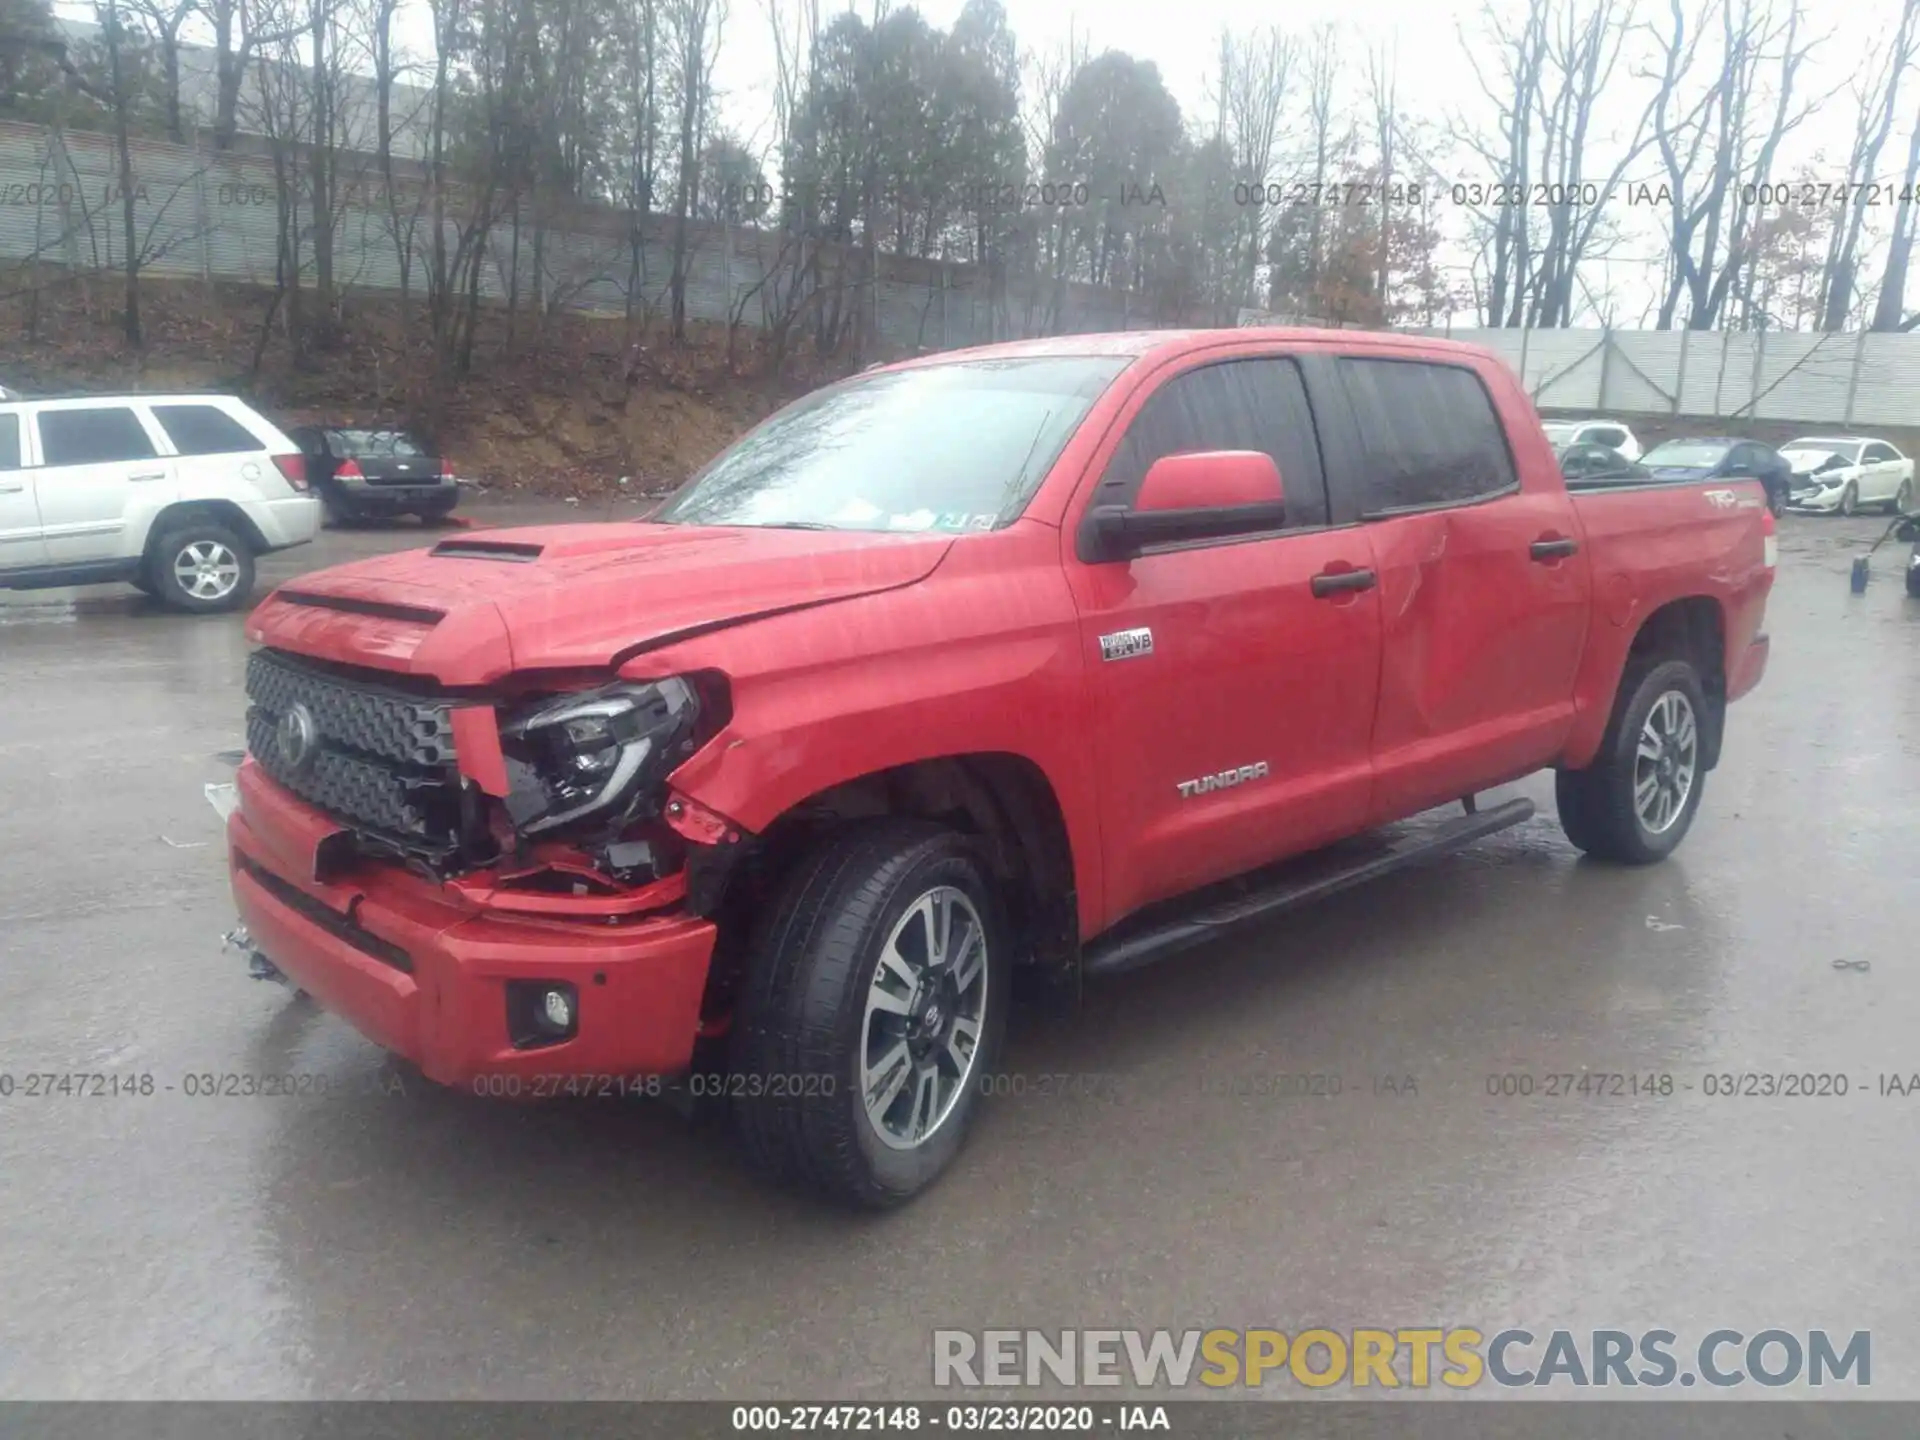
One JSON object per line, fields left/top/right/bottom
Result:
{"left": 275, "top": 590, "right": 445, "bottom": 626}
{"left": 430, "top": 538, "right": 545, "bottom": 562}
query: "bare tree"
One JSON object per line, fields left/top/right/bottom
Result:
{"left": 1871, "top": 104, "right": 1920, "bottom": 328}
{"left": 1817, "top": 0, "right": 1920, "bottom": 329}
{"left": 1522, "top": 0, "right": 1658, "bottom": 326}
{"left": 1647, "top": 0, "right": 1820, "bottom": 330}
{"left": 1216, "top": 25, "right": 1292, "bottom": 312}
{"left": 1457, "top": 0, "right": 1548, "bottom": 325}
{"left": 128, "top": 0, "right": 200, "bottom": 142}
{"left": 665, "top": 0, "right": 726, "bottom": 342}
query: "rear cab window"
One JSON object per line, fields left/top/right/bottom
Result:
{"left": 1335, "top": 358, "right": 1518, "bottom": 515}
{"left": 1098, "top": 355, "right": 1331, "bottom": 529}
{"left": 36, "top": 406, "right": 159, "bottom": 466}
{"left": 151, "top": 403, "right": 265, "bottom": 456}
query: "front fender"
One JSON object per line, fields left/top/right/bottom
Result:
{"left": 644, "top": 526, "right": 1106, "bottom": 938}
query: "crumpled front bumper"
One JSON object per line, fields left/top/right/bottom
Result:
{"left": 226, "top": 760, "right": 717, "bottom": 1086}
{"left": 1784, "top": 487, "right": 1844, "bottom": 513}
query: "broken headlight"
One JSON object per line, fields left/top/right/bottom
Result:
{"left": 499, "top": 678, "right": 699, "bottom": 838}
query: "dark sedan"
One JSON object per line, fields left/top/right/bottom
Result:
{"left": 1637, "top": 437, "right": 1789, "bottom": 515}
{"left": 289, "top": 426, "right": 460, "bottom": 525}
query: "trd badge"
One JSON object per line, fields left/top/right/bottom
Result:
{"left": 1100, "top": 627, "right": 1154, "bottom": 662}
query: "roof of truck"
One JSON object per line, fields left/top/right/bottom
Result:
{"left": 880, "top": 327, "right": 1495, "bottom": 371}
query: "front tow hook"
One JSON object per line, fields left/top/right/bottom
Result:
{"left": 224, "top": 924, "right": 295, "bottom": 989}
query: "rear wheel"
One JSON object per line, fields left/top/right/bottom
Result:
{"left": 1555, "top": 658, "right": 1709, "bottom": 865}
{"left": 1907, "top": 550, "right": 1920, "bottom": 598}
{"left": 1840, "top": 481, "right": 1859, "bottom": 517}
{"left": 417, "top": 495, "right": 459, "bottom": 524}
{"left": 728, "top": 820, "right": 1010, "bottom": 1209}
{"left": 1894, "top": 478, "right": 1914, "bottom": 515}
{"left": 147, "top": 523, "right": 256, "bottom": 614}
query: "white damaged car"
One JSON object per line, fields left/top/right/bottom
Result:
{"left": 1780, "top": 436, "right": 1915, "bottom": 516}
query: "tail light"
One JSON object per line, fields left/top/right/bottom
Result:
{"left": 1761, "top": 504, "right": 1777, "bottom": 569}
{"left": 440, "top": 458, "right": 456, "bottom": 481}
{"left": 270, "top": 453, "right": 308, "bottom": 492}
{"left": 336, "top": 458, "right": 365, "bottom": 480}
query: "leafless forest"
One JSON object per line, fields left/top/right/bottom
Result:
{"left": 9, "top": 0, "right": 1920, "bottom": 386}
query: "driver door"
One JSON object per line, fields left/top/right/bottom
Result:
{"left": 1062, "top": 352, "right": 1384, "bottom": 928}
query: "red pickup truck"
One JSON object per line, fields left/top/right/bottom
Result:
{"left": 225, "top": 329, "right": 1774, "bottom": 1207}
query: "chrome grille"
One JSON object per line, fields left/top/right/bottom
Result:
{"left": 244, "top": 649, "right": 461, "bottom": 845}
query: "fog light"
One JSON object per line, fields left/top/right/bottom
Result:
{"left": 506, "top": 979, "right": 579, "bottom": 1049}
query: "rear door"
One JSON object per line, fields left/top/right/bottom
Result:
{"left": 1861, "top": 441, "right": 1902, "bottom": 504}
{"left": 33, "top": 404, "right": 173, "bottom": 564}
{"left": 1329, "top": 355, "right": 1594, "bottom": 825}
{"left": 0, "top": 411, "right": 49, "bottom": 570}
{"left": 1064, "top": 349, "right": 1384, "bottom": 924}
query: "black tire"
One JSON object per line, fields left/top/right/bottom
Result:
{"left": 1839, "top": 481, "right": 1859, "bottom": 517}
{"left": 1906, "top": 555, "right": 1920, "bottom": 598}
{"left": 1555, "top": 657, "right": 1710, "bottom": 865}
{"left": 417, "top": 497, "right": 459, "bottom": 524}
{"left": 146, "top": 522, "right": 256, "bottom": 614}
{"left": 728, "top": 819, "right": 1012, "bottom": 1210}
{"left": 129, "top": 574, "right": 155, "bottom": 597}
{"left": 1894, "top": 478, "right": 1914, "bottom": 515}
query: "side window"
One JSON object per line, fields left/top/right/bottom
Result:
{"left": 151, "top": 404, "right": 264, "bottom": 456}
{"left": 1865, "top": 443, "right": 1896, "bottom": 464}
{"left": 1096, "top": 357, "right": 1330, "bottom": 528}
{"left": 0, "top": 414, "right": 19, "bottom": 471}
{"left": 37, "top": 407, "right": 158, "bottom": 466}
{"left": 1336, "top": 358, "right": 1518, "bottom": 513}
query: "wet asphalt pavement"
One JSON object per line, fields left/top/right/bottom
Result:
{"left": 0, "top": 502, "right": 1917, "bottom": 1403}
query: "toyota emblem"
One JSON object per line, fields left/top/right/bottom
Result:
{"left": 276, "top": 702, "right": 319, "bottom": 774}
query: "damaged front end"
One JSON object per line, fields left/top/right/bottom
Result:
{"left": 241, "top": 648, "right": 742, "bottom": 916}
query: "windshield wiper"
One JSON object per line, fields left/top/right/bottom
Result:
{"left": 759, "top": 520, "right": 842, "bottom": 531}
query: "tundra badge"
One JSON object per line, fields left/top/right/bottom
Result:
{"left": 1100, "top": 627, "right": 1154, "bottom": 662}
{"left": 1177, "top": 762, "right": 1271, "bottom": 798}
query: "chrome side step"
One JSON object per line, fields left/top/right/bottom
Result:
{"left": 1082, "top": 797, "right": 1536, "bottom": 978}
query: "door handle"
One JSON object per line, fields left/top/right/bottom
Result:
{"left": 1311, "top": 567, "right": 1378, "bottom": 598}
{"left": 0, "top": 482, "right": 23, "bottom": 495}
{"left": 1530, "top": 537, "right": 1579, "bottom": 561}
{"left": 128, "top": 471, "right": 168, "bottom": 483}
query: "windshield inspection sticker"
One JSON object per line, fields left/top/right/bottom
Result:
{"left": 888, "top": 510, "right": 938, "bottom": 531}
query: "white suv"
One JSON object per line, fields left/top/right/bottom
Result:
{"left": 0, "top": 393, "right": 320, "bottom": 612}
{"left": 1540, "top": 418, "right": 1642, "bottom": 462}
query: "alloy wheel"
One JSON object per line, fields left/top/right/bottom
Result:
{"left": 173, "top": 540, "right": 242, "bottom": 601}
{"left": 859, "top": 885, "right": 989, "bottom": 1150}
{"left": 1634, "top": 690, "right": 1698, "bottom": 835}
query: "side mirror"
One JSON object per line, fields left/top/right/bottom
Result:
{"left": 1081, "top": 451, "right": 1288, "bottom": 562}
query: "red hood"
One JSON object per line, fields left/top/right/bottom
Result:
{"left": 245, "top": 522, "right": 956, "bottom": 684}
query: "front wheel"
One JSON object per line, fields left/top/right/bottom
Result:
{"left": 728, "top": 820, "right": 1011, "bottom": 1209}
{"left": 1555, "top": 658, "right": 1710, "bottom": 865}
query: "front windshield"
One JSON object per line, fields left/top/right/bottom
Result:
{"left": 1643, "top": 440, "right": 1732, "bottom": 469}
{"left": 654, "top": 356, "right": 1130, "bottom": 532}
